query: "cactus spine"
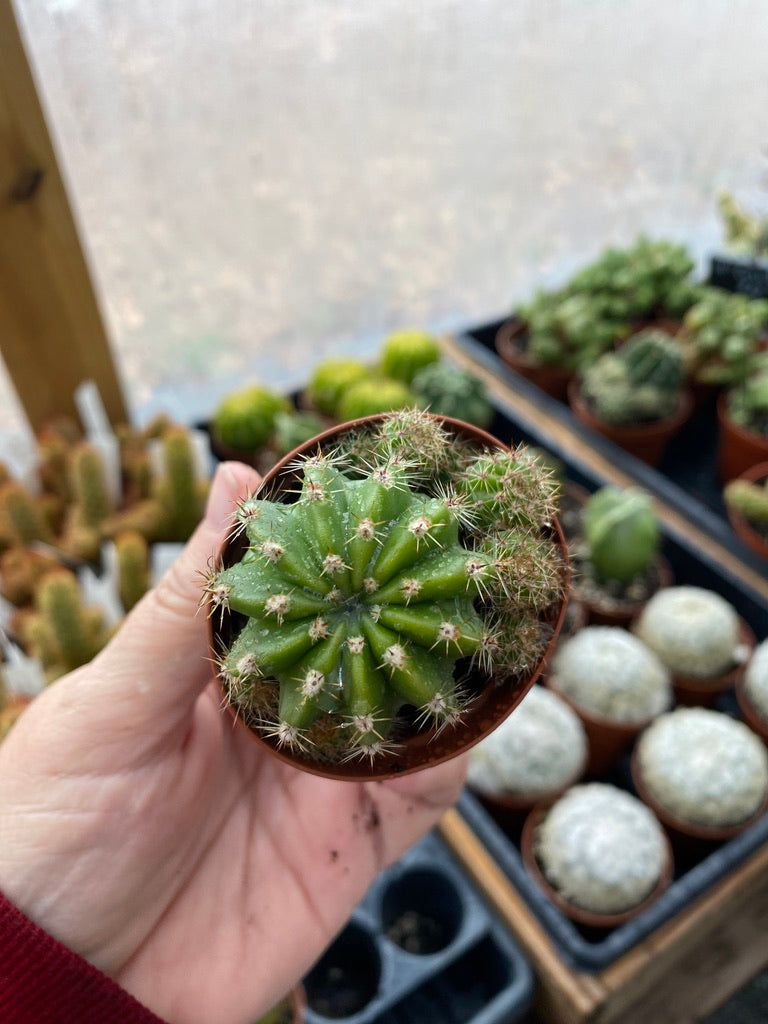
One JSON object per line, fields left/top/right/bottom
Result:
{"left": 206, "top": 410, "right": 564, "bottom": 765}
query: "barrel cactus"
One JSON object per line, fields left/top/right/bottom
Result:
{"left": 724, "top": 476, "right": 768, "bottom": 527}
{"left": 410, "top": 363, "right": 493, "bottom": 428}
{"left": 204, "top": 410, "right": 567, "bottom": 773}
{"left": 336, "top": 377, "right": 418, "bottom": 421}
{"left": 579, "top": 330, "right": 685, "bottom": 425}
{"left": 212, "top": 385, "right": 291, "bottom": 451}
{"left": 582, "top": 486, "right": 660, "bottom": 586}
{"left": 378, "top": 329, "right": 441, "bottom": 384}
{"left": 306, "top": 358, "right": 369, "bottom": 417}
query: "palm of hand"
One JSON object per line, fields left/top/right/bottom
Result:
{"left": 0, "top": 463, "right": 465, "bottom": 1024}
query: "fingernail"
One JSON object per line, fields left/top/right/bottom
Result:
{"left": 204, "top": 462, "right": 240, "bottom": 529}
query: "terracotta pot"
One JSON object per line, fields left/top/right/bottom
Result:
{"left": 469, "top": 755, "right": 585, "bottom": 834}
{"left": 717, "top": 392, "right": 768, "bottom": 483}
{"left": 630, "top": 746, "right": 768, "bottom": 847}
{"left": 724, "top": 461, "right": 768, "bottom": 560}
{"left": 573, "top": 553, "right": 675, "bottom": 629}
{"left": 208, "top": 413, "right": 570, "bottom": 782}
{"left": 567, "top": 380, "right": 694, "bottom": 466}
{"left": 494, "top": 319, "right": 573, "bottom": 402}
{"left": 735, "top": 675, "right": 768, "bottom": 745}
{"left": 664, "top": 617, "right": 756, "bottom": 708}
{"left": 520, "top": 805, "right": 674, "bottom": 929}
{"left": 544, "top": 676, "right": 654, "bottom": 776}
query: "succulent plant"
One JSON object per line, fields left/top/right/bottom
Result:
{"left": 212, "top": 385, "right": 291, "bottom": 452}
{"left": 0, "top": 481, "right": 52, "bottom": 548}
{"left": 744, "top": 639, "right": 768, "bottom": 722}
{"left": 678, "top": 288, "right": 768, "bottom": 387}
{"left": 534, "top": 783, "right": 668, "bottom": 915}
{"left": 467, "top": 685, "right": 586, "bottom": 799}
{"left": 306, "top": 358, "right": 369, "bottom": 416}
{"left": 717, "top": 190, "right": 768, "bottom": 260}
{"left": 378, "top": 329, "right": 441, "bottom": 384}
{"left": 549, "top": 626, "right": 672, "bottom": 723}
{"left": 633, "top": 586, "right": 745, "bottom": 679}
{"left": 114, "top": 530, "right": 150, "bottom": 612}
{"left": 724, "top": 475, "right": 768, "bottom": 527}
{"left": 205, "top": 410, "right": 566, "bottom": 769}
{"left": 579, "top": 330, "right": 685, "bottom": 426}
{"left": 335, "top": 377, "right": 418, "bottom": 422}
{"left": 518, "top": 289, "right": 623, "bottom": 373}
{"left": 0, "top": 547, "right": 62, "bottom": 607}
{"left": 581, "top": 486, "right": 660, "bottom": 586}
{"left": 59, "top": 442, "right": 113, "bottom": 562}
{"left": 410, "top": 363, "right": 493, "bottom": 428}
{"left": 636, "top": 707, "right": 768, "bottom": 827}
{"left": 726, "top": 353, "right": 768, "bottom": 439}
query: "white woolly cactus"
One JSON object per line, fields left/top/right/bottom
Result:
{"left": 549, "top": 626, "right": 672, "bottom": 723}
{"left": 467, "top": 685, "right": 587, "bottom": 799}
{"left": 636, "top": 708, "right": 768, "bottom": 828}
{"left": 205, "top": 410, "right": 566, "bottom": 768}
{"left": 633, "top": 586, "right": 745, "bottom": 678}
{"left": 534, "top": 783, "right": 668, "bottom": 915}
{"left": 743, "top": 639, "right": 768, "bottom": 722}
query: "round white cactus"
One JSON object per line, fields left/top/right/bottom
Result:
{"left": 467, "top": 685, "right": 587, "bottom": 799}
{"left": 550, "top": 626, "right": 672, "bottom": 723}
{"left": 744, "top": 639, "right": 768, "bottom": 722}
{"left": 636, "top": 708, "right": 768, "bottom": 827}
{"left": 633, "top": 586, "right": 744, "bottom": 678}
{"left": 535, "top": 783, "right": 667, "bottom": 915}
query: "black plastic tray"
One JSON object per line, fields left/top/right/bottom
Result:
{"left": 301, "top": 830, "right": 533, "bottom": 1024}
{"left": 452, "top": 317, "right": 768, "bottom": 569}
{"left": 455, "top": 396, "right": 768, "bottom": 973}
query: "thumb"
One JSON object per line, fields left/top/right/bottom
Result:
{"left": 85, "top": 460, "right": 262, "bottom": 729}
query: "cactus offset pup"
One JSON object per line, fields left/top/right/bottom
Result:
{"left": 205, "top": 410, "right": 567, "bottom": 777}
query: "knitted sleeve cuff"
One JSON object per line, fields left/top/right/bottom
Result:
{"left": 0, "top": 889, "right": 167, "bottom": 1023}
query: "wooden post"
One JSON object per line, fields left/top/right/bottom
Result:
{"left": 0, "top": 0, "right": 128, "bottom": 432}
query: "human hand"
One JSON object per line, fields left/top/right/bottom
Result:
{"left": 0, "top": 462, "right": 466, "bottom": 1024}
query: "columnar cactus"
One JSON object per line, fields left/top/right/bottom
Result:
{"left": 205, "top": 410, "right": 565, "bottom": 767}
{"left": 114, "top": 530, "right": 150, "bottom": 612}
{"left": 582, "top": 486, "right": 660, "bottom": 585}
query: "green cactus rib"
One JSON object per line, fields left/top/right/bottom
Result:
{"left": 215, "top": 463, "right": 491, "bottom": 759}
{"left": 208, "top": 411, "right": 565, "bottom": 765}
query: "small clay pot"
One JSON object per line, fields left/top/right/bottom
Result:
{"left": 494, "top": 319, "right": 573, "bottom": 402}
{"left": 209, "top": 413, "right": 570, "bottom": 782}
{"left": 735, "top": 675, "right": 768, "bottom": 745}
{"left": 567, "top": 380, "right": 694, "bottom": 466}
{"left": 573, "top": 553, "right": 675, "bottom": 629}
{"left": 520, "top": 804, "right": 674, "bottom": 929}
{"left": 717, "top": 392, "right": 768, "bottom": 483}
{"left": 630, "top": 746, "right": 768, "bottom": 847}
{"left": 664, "top": 617, "right": 756, "bottom": 708}
{"left": 724, "top": 461, "right": 768, "bottom": 561}
{"left": 545, "top": 675, "right": 654, "bottom": 776}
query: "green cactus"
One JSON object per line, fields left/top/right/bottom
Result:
{"left": 582, "top": 487, "right": 660, "bottom": 585}
{"left": 68, "top": 442, "right": 112, "bottom": 529}
{"left": 724, "top": 478, "right": 768, "bottom": 526}
{"left": 336, "top": 377, "right": 418, "bottom": 422}
{"left": 679, "top": 288, "right": 768, "bottom": 387}
{"left": 114, "top": 530, "right": 150, "bottom": 612}
{"left": 212, "top": 385, "right": 291, "bottom": 451}
{"left": 378, "top": 330, "right": 441, "bottom": 384}
{"left": 519, "top": 289, "right": 623, "bottom": 372}
{"left": 26, "top": 569, "right": 111, "bottom": 681}
{"left": 580, "top": 330, "right": 685, "bottom": 426}
{"left": 727, "top": 355, "right": 768, "bottom": 438}
{"left": 273, "top": 410, "right": 329, "bottom": 457}
{"left": 0, "top": 547, "right": 62, "bottom": 607}
{"left": 205, "top": 410, "right": 564, "bottom": 766}
{"left": 410, "top": 363, "right": 493, "bottom": 428}
{"left": 152, "top": 427, "right": 208, "bottom": 542}
{"left": 306, "top": 358, "right": 369, "bottom": 416}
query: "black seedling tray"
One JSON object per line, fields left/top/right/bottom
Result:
{"left": 709, "top": 254, "right": 768, "bottom": 299}
{"left": 452, "top": 317, "right": 768, "bottom": 569}
{"left": 301, "top": 830, "right": 533, "bottom": 1024}
{"left": 456, "top": 394, "right": 768, "bottom": 973}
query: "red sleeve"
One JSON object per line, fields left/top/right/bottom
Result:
{"left": 0, "top": 890, "right": 168, "bottom": 1023}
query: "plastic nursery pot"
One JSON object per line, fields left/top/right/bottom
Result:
{"left": 716, "top": 392, "right": 768, "bottom": 483}
{"left": 494, "top": 318, "right": 573, "bottom": 402}
{"left": 630, "top": 746, "right": 768, "bottom": 847}
{"left": 566, "top": 379, "right": 694, "bottom": 467}
{"left": 662, "top": 617, "right": 756, "bottom": 708}
{"left": 207, "top": 413, "right": 571, "bottom": 782}
{"left": 469, "top": 760, "right": 585, "bottom": 835}
{"left": 520, "top": 805, "right": 674, "bottom": 930}
{"left": 735, "top": 675, "right": 768, "bottom": 746}
{"left": 724, "top": 461, "right": 768, "bottom": 561}
{"left": 544, "top": 676, "right": 651, "bottom": 777}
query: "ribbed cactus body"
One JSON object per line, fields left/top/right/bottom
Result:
{"left": 622, "top": 330, "right": 684, "bottom": 391}
{"left": 724, "top": 478, "right": 768, "bottom": 526}
{"left": 410, "top": 363, "right": 493, "bottom": 428}
{"left": 379, "top": 330, "right": 441, "bottom": 384}
{"left": 208, "top": 411, "right": 565, "bottom": 765}
{"left": 582, "top": 486, "right": 660, "bottom": 585}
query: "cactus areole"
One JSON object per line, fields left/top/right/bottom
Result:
{"left": 205, "top": 411, "right": 569, "bottom": 779}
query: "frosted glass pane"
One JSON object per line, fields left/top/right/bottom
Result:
{"left": 12, "top": 0, "right": 768, "bottom": 424}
